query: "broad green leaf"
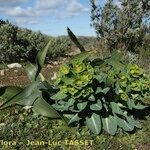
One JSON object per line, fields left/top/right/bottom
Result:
{"left": 0, "top": 86, "right": 22, "bottom": 101}
{"left": 33, "top": 96, "right": 61, "bottom": 118}
{"left": 25, "top": 61, "right": 37, "bottom": 81}
{"left": 132, "top": 101, "right": 146, "bottom": 109}
{"left": 104, "top": 51, "right": 125, "bottom": 71}
{"left": 0, "top": 82, "right": 41, "bottom": 109}
{"left": 90, "top": 100, "right": 102, "bottom": 111}
{"left": 69, "top": 106, "right": 80, "bottom": 113}
{"left": 52, "top": 103, "right": 69, "bottom": 111}
{"left": 94, "top": 72, "right": 107, "bottom": 83}
{"left": 67, "top": 27, "right": 85, "bottom": 52}
{"left": 96, "top": 87, "right": 110, "bottom": 94}
{"left": 85, "top": 113, "right": 101, "bottom": 134}
{"left": 101, "top": 97, "right": 109, "bottom": 111}
{"left": 95, "top": 87, "right": 102, "bottom": 94}
{"left": 67, "top": 98, "right": 75, "bottom": 107}
{"left": 116, "top": 116, "right": 134, "bottom": 131}
{"left": 36, "top": 39, "right": 51, "bottom": 72}
{"left": 133, "top": 103, "right": 146, "bottom": 110}
{"left": 53, "top": 98, "right": 75, "bottom": 111}
{"left": 51, "top": 91, "right": 67, "bottom": 101}
{"left": 102, "top": 87, "right": 110, "bottom": 94}
{"left": 88, "top": 94, "right": 95, "bottom": 101}
{"left": 102, "top": 115, "right": 117, "bottom": 135}
{"left": 69, "top": 114, "right": 81, "bottom": 124}
{"left": 63, "top": 114, "right": 74, "bottom": 119}
{"left": 127, "top": 115, "right": 141, "bottom": 129}
{"left": 110, "top": 102, "right": 123, "bottom": 115}
{"left": 127, "top": 100, "right": 134, "bottom": 110}
{"left": 77, "top": 102, "right": 88, "bottom": 111}
{"left": 70, "top": 51, "right": 90, "bottom": 63}
{"left": 127, "top": 100, "right": 146, "bottom": 110}
{"left": 62, "top": 77, "right": 75, "bottom": 85}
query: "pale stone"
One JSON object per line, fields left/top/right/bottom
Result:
{"left": 51, "top": 72, "right": 57, "bottom": 80}
{"left": 0, "top": 123, "right": 5, "bottom": 127}
{"left": 14, "top": 70, "right": 18, "bottom": 73}
{"left": 23, "top": 106, "right": 32, "bottom": 110}
{"left": 7, "top": 63, "right": 22, "bottom": 69}
{"left": 0, "top": 70, "right": 5, "bottom": 76}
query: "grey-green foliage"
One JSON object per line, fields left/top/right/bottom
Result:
{"left": 0, "top": 20, "right": 18, "bottom": 62}
{"left": 46, "top": 37, "right": 71, "bottom": 59}
{"left": 90, "top": 0, "right": 150, "bottom": 53}
{"left": 16, "top": 28, "right": 47, "bottom": 62}
{"left": 51, "top": 51, "right": 150, "bottom": 135}
{"left": 0, "top": 20, "right": 47, "bottom": 63}
{"left": 0, "top": 20, "right": 72, "bottom": 63}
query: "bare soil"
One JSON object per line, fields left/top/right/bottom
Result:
{"left": 0, "top": 64, "right": 59, "bottom": 87}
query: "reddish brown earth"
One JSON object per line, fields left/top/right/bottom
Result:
{"left": 0, "top": 64, "right": 61, "bottom": 87}
{"left": 0, "top": 57, "right": 69, "bottom": 87}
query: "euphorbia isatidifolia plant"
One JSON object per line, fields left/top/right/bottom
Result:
{"left": 0, "top": 28, "right": 150, "bottom": 135}
{"left": 50, "top": 50, "right": 150, "bottom": 135}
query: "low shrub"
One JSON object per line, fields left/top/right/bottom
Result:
{"left": 46, "top": 37, "right": 71, "bottom": 59}
{"left": 0, "top": 20, "right": 47, "bottom": 63}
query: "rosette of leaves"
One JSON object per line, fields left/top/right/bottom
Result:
{"left": 51, "top": 48, "right": 150, "bottom": 135}
{"left": 51, "top": 51, "right": 94, "bottom": 108}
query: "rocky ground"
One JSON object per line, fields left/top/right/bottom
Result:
{"left": 0, "top": 57, "right": 68, "bottom": 87}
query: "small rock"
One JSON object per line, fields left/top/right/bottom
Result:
{"left": 14, "top": 70, "right": 18, "bottom": 73}
{"left": 47, "top": 64, "right": 53, "bottom": 68}
{"left": 68, "top": 49, "right": 81, "bottom": 56}
{"left": 53, "top": 61, "right": 58, "bottom": 65}
{"left": 0, "top": 123, "right": 5, "bottom": 127}
{"left": 51, "top": 72, "right": 57, "bottom": 80}
{"left": 0, "top": 70, "right": 5, "bottom": 76}
{"left": 7, "top": 63, "right": 22, "bottom": 69}
{"left": 62, "top": 58, "right": 67, "bottom": 61}
{"left": 23, "top": 106, "right": 32, "bottom": 110}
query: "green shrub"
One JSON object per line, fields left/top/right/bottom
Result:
{"left": 0, "top": 20, "right": 73, "bottom": 63}
{"left": 90, "top": 0, "right": 149, "bottom": 53}
{"left": 0, "top": 20, "right": 47, "bottom": 63}
{"left": 46, "top": 37, "right": 71, "bottom": 59}
{"left": 16, "top": 28, "right": 47, "bottom": 62}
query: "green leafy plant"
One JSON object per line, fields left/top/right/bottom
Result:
{"left": 0, "top": 28, "right": 150, "bottom": 135}
{"left": 51, "top": 50, "right": 150, "bottom": 135}
{"left": 46, "top": 37, "right": 71, "bottom": 59}
{"left": 0, "top": 19, "right": 47, "bottom": 63}
{"left": 90, "top": 0, "right": 149, "bottom": 53}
